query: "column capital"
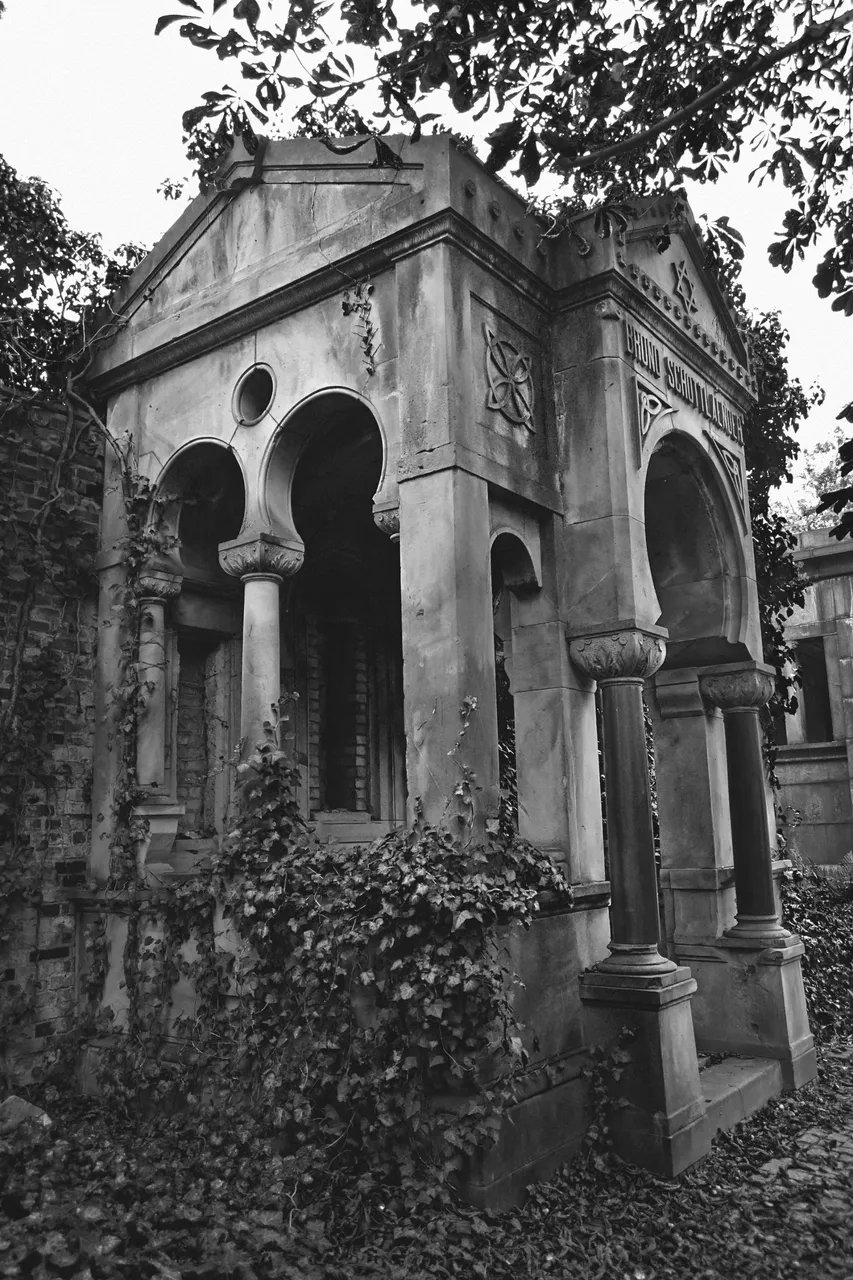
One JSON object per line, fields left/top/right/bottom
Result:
{"left": 700, "top": 663, "right": 775, "bottom": 712}
{"left": 136, "top": 568, "right": 182, "bottom": 601}
{"left": 218, "top": 530, "right": 304, "bottom": 580}
{"left": 569, "top": 627, "right": 666, "bottom": 683}
{"left": 373, "top": 503, "right": 400, "bottom": 543}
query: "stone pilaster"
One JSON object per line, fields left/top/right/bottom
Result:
{"left": 569, "top": 627, "right": 672, "bottom": 975}
{"left": 398, "top": 469, "right": 499, "bottom": 831}
{"left": 649, "top": 669, "right": 735, "bottom": 950}
{"left": 219, "top": 531, "right": 304, "bottom": 750}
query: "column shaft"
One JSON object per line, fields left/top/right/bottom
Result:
{"left": 600, "top": 677, "right": 663, "bottom": 952}
{"left": 723, "top": 707, "right": 779, "bottom": 925}
{"left": 239, "top": 572, "right": 281, "bottom": 749}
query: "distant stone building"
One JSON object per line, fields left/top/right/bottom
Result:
{"left": 776, "top": 528, "right": 853, "bottom": 866}
{"left": 2, "top": 136, "right": 817, "bottom": 1205}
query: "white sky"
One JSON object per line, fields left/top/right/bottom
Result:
{"left": 0, "top": 0, "right": 848, "bottom": 488}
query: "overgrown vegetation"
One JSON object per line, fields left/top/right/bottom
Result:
{"left": 783, "top": 865, "right": 853, "bottom": 1045}
{"left": 87, "top": 725, "right": 571, "bottom": 1208}
{"left": 2, "top": 1039, "right": 852, "bottom": 1279}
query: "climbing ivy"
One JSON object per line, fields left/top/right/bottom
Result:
{"left": 85, "top": 712, "right": 572, "bottom": 1204}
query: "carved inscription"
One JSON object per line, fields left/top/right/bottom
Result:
{"left": 664, "top": 357, "right": 744, "bottom": 445}
{"left": 622, "top": 320, "right": 744, "bottom": 447}
{"left": 625, "top": 321, "right": 661, "bottom": 379}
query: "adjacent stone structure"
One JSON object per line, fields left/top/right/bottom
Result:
{"left": 78, "top": 136, "right": 815, "bottom": 1203}
{"left": 776, "top": 528, "right": 853, "bottom": 866}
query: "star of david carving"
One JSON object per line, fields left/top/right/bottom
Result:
{"left": 672, "top": 260, "right": 698, "bottom": 313}
{"left": 484, "top": 325, "right": 535, "bottom": 431}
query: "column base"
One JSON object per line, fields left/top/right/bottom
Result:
{"left": 579, "top": 966, "right": 710, "bottom": 1176}
{"left": 722, "top": 914, "right": 792, "bottom": 945}
{"left": 679, "top": 937, "right": 817, "bottom": 1090}
{"left": 132, "top": 801, "right": 185, "bottom": 883}
{"left": 597, "top": 942, "right": 678, "bottom": 976}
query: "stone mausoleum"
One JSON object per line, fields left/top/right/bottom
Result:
{"left": 776, "top": 528, "right": 853, "bottom": 867}
{"left": 87, "top": 136, "right": 815, "bottom": 1205}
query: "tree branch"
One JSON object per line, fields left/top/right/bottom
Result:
{"left": 542, "top": 8, "right": 853, "bottom": 170}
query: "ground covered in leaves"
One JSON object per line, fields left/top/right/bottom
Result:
{"left": 1, "top": 1041, "right": 851, "bottom": 1280}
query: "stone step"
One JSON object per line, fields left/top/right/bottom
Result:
{"left": 699, "top": 1055, "right": 784, "bottom": 1137}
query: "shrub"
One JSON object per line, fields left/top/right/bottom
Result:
{"left": 782, "top": 866, "right": 853, "bottom": 1043}
{"left": 95, "top": 736, "right": 572, "bottom": 1206}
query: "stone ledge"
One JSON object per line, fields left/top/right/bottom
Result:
{"left": 700, "top": 1056, "right": 783, "bottom": 1137}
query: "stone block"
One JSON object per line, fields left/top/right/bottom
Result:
{"left": 460, "top": 1065, "right": 590, "bottom": 1210}
{"left": 687, "top": 941, "right": 817, "bottom": 1088}
{"left": 579, "top": 966, "right": 711, "bottom": 1176}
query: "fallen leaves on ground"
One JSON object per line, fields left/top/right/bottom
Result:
{"left": 1, "top": 1041, "right": 851, "bottom": 1280}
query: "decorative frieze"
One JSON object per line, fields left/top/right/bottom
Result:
{"left": 615, "top": 249, "right": 756, "bottom": 394}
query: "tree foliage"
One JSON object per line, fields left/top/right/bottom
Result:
{"left": 0, "top": 155, "right": 142, "bottom": 399}
{"left": 162, "top": 0, "right": 853, "bottom": 519}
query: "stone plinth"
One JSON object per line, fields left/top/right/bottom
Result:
{"left": 579, "top": 967, "right": 711, "bottom": 1175}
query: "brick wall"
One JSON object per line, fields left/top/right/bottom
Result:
{"left": 175, "top": 638, "right": 210, "bottom": 836}
{"left": 0, "top": 390, "right": 101, "bottom": 1083}
{"left": 305, "top": 614, "right": 371, "bottom": 815}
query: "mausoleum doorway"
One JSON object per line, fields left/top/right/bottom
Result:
{"left": 268, "top": 393, "right": 406, "bottom": 841}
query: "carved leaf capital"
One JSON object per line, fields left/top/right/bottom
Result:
{"left": 136, "top": 570, "right": 182, "bottom": 601}
{"left": 218, "top": 532, "right": 304, "bottom": 580}
{"left": 700, "top": 669, "right": 774, "bottom": 712}
{"left": 569, "top": 629, "right": 666, "bottom": 682}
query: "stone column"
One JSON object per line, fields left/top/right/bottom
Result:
{"left": 570, "top": 632, "right": 708, "bottom": 1177}
{"left": 690, "top": 663, "right": 817, "bottom": 1087}
{"left": 570, "top": 627, "right": 673, "bottom": 975}
{"left": 219, "top": 531, "right": 304, "bottom": 751}
{"left": 136, "top": 570, "right": 182, "bottom": 789}
{"left": 700, "top": 665, "right": 789, "bottom": 944}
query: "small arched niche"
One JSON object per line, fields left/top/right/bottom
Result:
{"left": 644, "top": 434, "right": 748, "bottom": 668}
{"left": 267, "top": 394, "right": 404, "bottom": 829}
{"left": 490, "top": 531, "right": 539, "bottom": 835}
{"left": 158, "top": 441, "right": 246, "bottom": 587}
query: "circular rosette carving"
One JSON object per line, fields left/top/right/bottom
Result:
{"left": 218, "top": 532, "right": 304, "bottom": 580}
{"left": 484, "top": 325, "right": 535, "bottom": 431}
{"left": 569, "top": 629, "right": 666, "bottom": 682}
{"left": 700, "top": 669, "right": 775, "bottom": 712}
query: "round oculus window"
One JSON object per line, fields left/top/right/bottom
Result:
{"left": 232, "top": 364, "right": 275, "bottom": 426}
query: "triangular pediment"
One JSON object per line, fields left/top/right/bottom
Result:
{"left": 618, "top": 196, "right": 751, "bottom": 371}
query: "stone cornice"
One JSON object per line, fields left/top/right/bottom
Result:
{"left": 553, "top": 271, "right": 755, "bottom": 410}
{"left": 89, "top": 208, "right": 552, "bottom": 399}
